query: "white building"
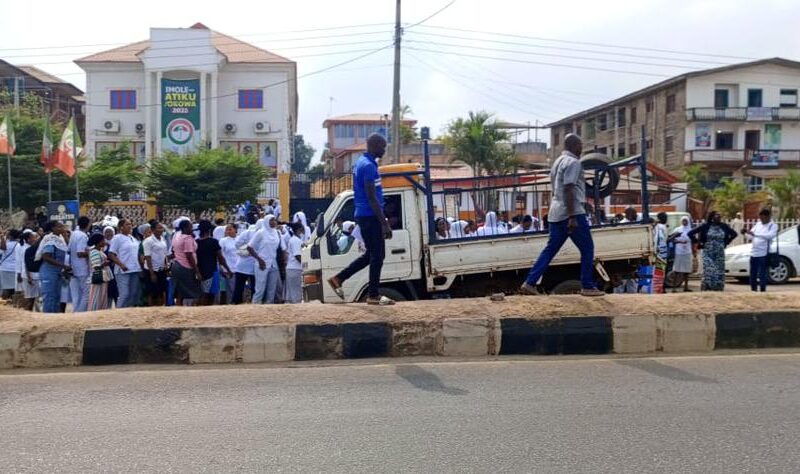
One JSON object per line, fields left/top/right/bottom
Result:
{"left": 76, "top": 22, "right": 297, "bottom": 202}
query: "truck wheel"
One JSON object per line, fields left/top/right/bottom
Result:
{"left": 550, "top": 280, "right": 583, "bottom": 295}
{"left": 359, "top": 287, "right": 407, "bottom": 302}
{"left": 580, "top": 153, "right": 620, "bottom": 199}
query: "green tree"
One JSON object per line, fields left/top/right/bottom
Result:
{"left": 79, "top": 143, "right": 143, "bottom": 205}
{"left": 291, "top": 134, "right": 316, "bottom": 174}
{"left": 767, "top": 170, "right": 800, "bottom": 219}
{"left": 307, "top": 162, "right": 327, "bottom": 176}
{"left": 442, "top": 111, "right": 515, "bottom": 176}
{"left": 145, "top": 148, "right": 269, "bottom": 217}
{"left": 711, "top": 179, "right": 748, "bottom": 218}
{"left": 398, "top": 104, "right": 418, "bottom": 145}
{"left": 682, "top": 164, "right": 713, "bottom": 216}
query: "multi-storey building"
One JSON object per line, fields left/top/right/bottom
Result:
{"left": 321, "top": 113, "right": 417, "bottom": 174}
{"left": 548, "top": 58, "right": 800, "bottom": 190}
{"left": 0, "top": 60, "right": 85, "bottom": 136}
{"left": 75, "top": 23, "right": 297, "bottom": 203}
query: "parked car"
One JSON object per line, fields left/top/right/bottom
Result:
{"left": 724, "top": 225, "right": 800, "bottom": 284}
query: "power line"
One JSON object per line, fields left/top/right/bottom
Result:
{"left": 405, "top": 46, "right": 673, "bottom": 78}
{"left": 406, "top": 31, "right": 733, "bottom": 66}
{"left": 416, "top": 24, "right": 757, "bottom": 60}
{"left": 0, "top": 23, "right": 393, "bottom": 52}
{"left": 405, "top": 0, "right": 458, "bottom": 29}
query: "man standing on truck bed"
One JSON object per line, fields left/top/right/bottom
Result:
{"left": 327, "top": 134, "right": 395, "bottom": 305}
{"left": 520, "top": 134, "right": 605, "bottom": 297}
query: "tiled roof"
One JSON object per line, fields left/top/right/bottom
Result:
{"left": 16, "top": 65, "right": 66, "bottom": 84}
{"left": 75, "top": 24, "right": 293, "bottom": 64}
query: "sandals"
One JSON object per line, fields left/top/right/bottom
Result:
{"left": 366, "top": 295, "right": 396, "bottom": 306}
{"left": 327, "top": 277, "right": 344, "bottom": 299}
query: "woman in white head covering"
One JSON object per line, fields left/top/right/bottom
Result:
{"left": 669, "top": 216, "right": 694, "bottom": 292}
{"left": 230, "top": 218, "right": 260, "bottom": 304}
{"left": 476, "top": 212, "right": 507, "bottom": 236}
{"left": 293, "top": 211, "right": 312, "bottom": 243}
{"left": 246, "top": 215, "right": 285, "bottom": 304}
{"left": 449, "top": 220, "right": 468, "bottom": 239}
{"left": 337, "top": 221, "right": 356, "bottom": 253}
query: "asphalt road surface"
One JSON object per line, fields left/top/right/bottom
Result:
{"left": 2, "top": 353, "right": 800, "bottom": 473}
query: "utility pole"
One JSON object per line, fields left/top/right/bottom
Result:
{"left": 391, "top": 0, "right": 402, "bottom": 164}
{"left": 13, "top": 77, "right": 20, "bottom": 112}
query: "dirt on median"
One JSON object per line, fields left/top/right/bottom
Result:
{"left": 1, "top": 292, "right": 799, "bottom": 334}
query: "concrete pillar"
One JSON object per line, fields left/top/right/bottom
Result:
{"left": 155, "top": 71, "right": 163, "bottom": 158}
{"left": 144, "top": 71, "right": 152, "bottom": 161}
{"left": 200, "top": 71, "right": 208, "bottom": 148}
{"left": 210, "top": 71, "right": 219, "bottom": 148}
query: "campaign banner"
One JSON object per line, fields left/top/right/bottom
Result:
{"left": 694, "top": 123, "right": 711, "bottom": 148}
{"left": 752, "top": 151, "right": 779, "bottom": 167}
{"left": 47, "top": 200, "right": 80, "bottom": 229}
{"left": 161, "top": 78, "right": 201, "bottom": 155}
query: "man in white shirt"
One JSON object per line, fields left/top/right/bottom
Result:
{"left": 520, "top": 134, "right": 604, "bottom": 297}
{"left": 284, "top": 222, "right": 304, "bottom": 304}
{"left": 68, "top": 217, "right": 91, "bottom": 312}
{"left": 746, "top": 208, "right": 778, "bottom": 292}
{"left": 143, "top": 222, "right": 169, "bottom": 306}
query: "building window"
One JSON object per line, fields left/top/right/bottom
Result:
{"left": 715, "top": 131, "right": 734, "bottom": 150}
{"left": 666, "top": 94, "right": 676, "bottom": 114}
{"left": 747, "top": 89, "right": 763, "bottom": 108}
{"left": 665, "top": 136, "right": 674, "bottom": 153}
{"left": 630, "top": 107, "right": 637, "bottom": 124}
{"left": 597, "top": 146, "right": 607, "bottom": 155}
{"left": 598, "top": 114, "right": 607, "bottom": 131}
{"left": 238, "top": 89, "right": 264, "bottom": 109}
{"left": 646, "top": 139, "right": 653, "bottom": 149}
{"left": 617, "top": 145, "right": 626, "bottom": 157}
{"left": 553, "top": 131, "right": 560, "bottom": 146}
{"left": 608, "top": 111, "right": 616, "bottom": 129}
{"left": 110, "top": 90, "right": 136, "bottom": 110}
{"left": 629, "top": 142, "right": 637, "bottom": 155}
{"left": 563, "top": 124, "right": 572, "bottom": 134}
{"left": 586, "top": 119, "right": 596, "bottom": 139}
{"left": 747, "top": 176, "right": 764, "bottom": 192}
{"left": 780, "top": 89, "right": 798, "bottom": 107}
{"left": 714, "top": 89, "right": 729, "bottom": 108}
{"left": 645, "top": 100, "right": 653, "bottom": 113}
{"left": 617, "top": 108, "right": 626, "bottom": 127}
{"left": 575, "top": 123, "right": 582, "bottom": 136}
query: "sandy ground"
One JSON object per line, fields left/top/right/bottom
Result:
{"left": 1, "top": 292, "right": 799, "bottom": 333}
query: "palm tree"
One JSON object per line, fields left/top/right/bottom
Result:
{"left": 768, "top": 170, "right": 800, "bottom": 219}
{"left": 443, "top": 111, "right": 515, "bottom": 177}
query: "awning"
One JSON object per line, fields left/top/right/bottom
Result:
{"left": 745, "top": 169, "right": 790, "bottom": 179}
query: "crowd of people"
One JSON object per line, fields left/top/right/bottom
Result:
{"left": 0, "top": 200, "right": 312, "bottom": 313}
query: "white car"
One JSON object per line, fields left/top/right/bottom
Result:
{"left": 725, "top": 225, "right": 800, "bottom": 284}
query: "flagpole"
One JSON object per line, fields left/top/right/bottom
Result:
{"left": 72, "top": 116, "right": 80, "bottom": 203}
{"left": 6, "top": 150, "right": 11, "bottom": 215}
{"left": 48, "top": 171, "right": 52, "bottom": 202}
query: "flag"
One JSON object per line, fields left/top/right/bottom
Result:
{"left": 54, "top": 117, "right": 80, "bottom": 177}
{"left": 0, "top": 114, "right": 15, "bottom": 155}
{"left": 41, "top": 117, "right": 53, "bottom": 172}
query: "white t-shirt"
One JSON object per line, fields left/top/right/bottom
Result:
{"left": 219, "top": 236, "right": 239, "bottom": 271}
{"left": 248, "top": 229, "right": 286, "bottom": 270}
{"left": 15, "top": 242, "right": 28, "bottom": 276}
{"left": 142, "top": 235, "right": 168, "bottom": 271}
{"left": 672, "top": 228, "right": 693, "bottom": 256}
{"left": 287, "top": 235, "right": 303, "bottom": 271}
{"left": 68, "top": 229, "right": 89, "bottom": 277}
{"left": 109, "top": 234, "right": 142, "bottom": 274}
{"left": 234, "top": 228, "right": 256, "bottom": 275}
{"left": 0, "top": 241, "right": 19, "bottom": 273}
{"left": 750, "top": 221, "right": 778, "bottom": 258}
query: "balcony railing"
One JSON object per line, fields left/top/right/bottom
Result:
{"left": 686, "top": 107, "right": 800, "bottom": 121}
{"left": 684, "top": 149, "right": 800, "bottom": 163}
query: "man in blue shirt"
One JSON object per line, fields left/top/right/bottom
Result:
{"left": 328, "top": 134, "right": 394, "bottom": 305}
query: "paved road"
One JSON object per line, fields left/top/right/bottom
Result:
{"left": 2, "top": 354, "right": 800, "bottom": 473}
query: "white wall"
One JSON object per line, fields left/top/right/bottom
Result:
{"left": 685, "top": 63, "right": 800, "bottom": 108}
{"left": 83, "top": 63, "right": 147, "bottom": 155}
{"left": 684, "top": 122, "right": 800, "bottom": 150}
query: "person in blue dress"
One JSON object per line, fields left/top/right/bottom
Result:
{"left": 35, "top": 221, "right": 71, "bottom": 313}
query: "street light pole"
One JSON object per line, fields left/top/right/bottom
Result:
{"left": 391, "top": 0, "right": 402, "bottom": 164}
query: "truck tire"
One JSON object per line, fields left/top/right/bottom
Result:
{"left": 550, "top": 280, "right": 583, "bottom": 295}
{"left": 580, "top": 153, "right": 619, "bottom": 199}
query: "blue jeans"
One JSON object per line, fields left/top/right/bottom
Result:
{"left": 750, "top": 256, "right": 768, "bottom": 292}
{"left": 525, "top": 214, "right": 596, "bottom": 289}
{"left": 116, "top": 272, "right": 141, "bottom": 308}
{"left": 336, "top": 216, "right": 386, "bottom": 299}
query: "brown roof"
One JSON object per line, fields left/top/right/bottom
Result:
{"left": 548, "top": 57, "right": 800, "bottom": 127}
{"left": 75, "top": 24, "right": 293, "bottom": 64}
{"left": 322, "top": 113, "right": 417, "bottom": 128}
{"left": 16, "top": 65, "right": 66, "bottom": 84}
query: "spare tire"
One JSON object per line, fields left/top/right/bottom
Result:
{"left": 580, "top": 153, "right": 619, "bottom": 199}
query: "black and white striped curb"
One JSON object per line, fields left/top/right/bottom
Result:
{"left": 1, "top": 311, "right": 798, "bottom": 369}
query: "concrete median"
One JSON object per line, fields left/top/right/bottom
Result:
{"left": 1, "top": 293, "right": 799, "bottom": 369}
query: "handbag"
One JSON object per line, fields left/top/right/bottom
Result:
{"left": 768, "top": 224, "right": 780, "bottom": 267}
{"left": 91, "top": 268, "right": 104, "bottom": 285}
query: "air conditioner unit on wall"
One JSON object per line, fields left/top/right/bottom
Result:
{"left": 102, "top": 120, "right": 120, "bottom": 133}
{"left": 135, "top": 123, "right": 145, "bottom": 136}
{"left": 224, "top": 123, "right": 237, "bottom": 134}
{"left": 254, "top": 121, "right": 271, "bottom": 133}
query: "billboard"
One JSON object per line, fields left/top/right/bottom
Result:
{"left": 752, "top": 151, "right": 779, "bottom": 167}
{"left": 694, "top": 123, "right": 711, "bottom": 148}
{"left": 47, "top": 200, "right": 80, "bottom": 229}
{"left": 161, "top": 78, "right": 201, "bottom": 155}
